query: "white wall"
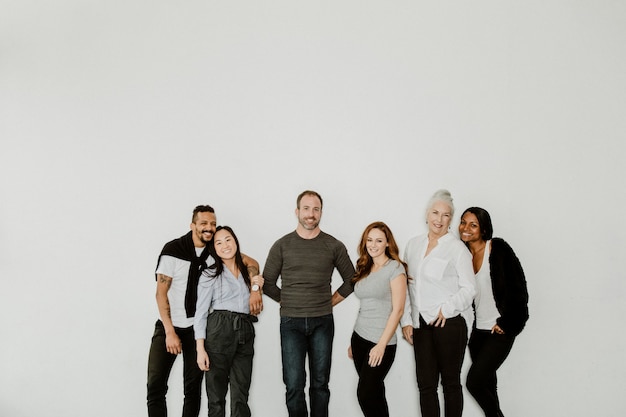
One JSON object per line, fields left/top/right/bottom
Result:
{"left": 1, "top": 1, "right": 625, "bottom": 416}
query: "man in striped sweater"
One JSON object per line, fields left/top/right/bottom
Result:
{"left": 263, "top": 190, "right": 355, "bottom": 417}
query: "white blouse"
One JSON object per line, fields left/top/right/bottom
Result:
{"left": 474, "top": 240, "right": 501, "bottom": 330}
{"left": 400, "top": 233, "right": 476, "bottom": 331}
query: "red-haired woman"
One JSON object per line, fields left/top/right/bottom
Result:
{"left": 348, "top": 221, "right": 407, "bottom": 417}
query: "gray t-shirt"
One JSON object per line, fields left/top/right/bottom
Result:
{"left": 353, "top": 259, "right": 405, "bottom": 345}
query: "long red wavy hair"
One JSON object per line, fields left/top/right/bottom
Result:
{"left": 352, "top": 221, "right": 407, "bottom": 284}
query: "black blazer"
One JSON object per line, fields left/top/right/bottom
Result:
{"left": 488, "top": 238, "right": 529, "bottom": 336}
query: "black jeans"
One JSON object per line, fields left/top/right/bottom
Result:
{"left": 204, "top": 310, "right": 256, "bottom": 417}
{"left": 147, "top": 320, "right": 204, "bottom": 417}
{"left": 466, "top": 329, "right": 515, "bottom": 417}
{"left": 413, "top": 315, "right": 468, "bottom": 417}
{"left": 350, "top": 332, "right": 397, "bottom": 417}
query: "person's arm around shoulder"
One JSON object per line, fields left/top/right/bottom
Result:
{"left": 242, "top": 253, "right": 264, "bottom": 315}
{"left": 368, "top": 271, "right": 407, "bottom": 366}
{"left": 156, "top": 274, "right": 182, "bottom": 355}
{"left": 242, "top": 253, "right": 260, "bottom": 277}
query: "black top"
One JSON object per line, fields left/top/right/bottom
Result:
{"left": 488, "top": 238, "right": 529, "bottom": 336}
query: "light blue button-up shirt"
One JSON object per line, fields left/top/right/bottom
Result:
{"left": 194, "top": 267, "right": 250, "bottom": 339}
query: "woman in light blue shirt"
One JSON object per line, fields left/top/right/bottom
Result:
{"left": 194, "top": 226, "right": 263, "bottom": 417}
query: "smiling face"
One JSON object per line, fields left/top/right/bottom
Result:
{"left": 427, "top": 200, "right": 452, "bottom": 238}
{"left": 213, "top": 228, "right": 238, "bottom": 261}
{"left": 296, "top": 194, "right": 322, "bottom": 232}
{"left": 459, "top": 211, "right": 483, "bottom": 244}
{"left": 366, "top": 228, "right": 388, "bottom": 261}
{"left": 190, "top": 211, "right": 217, "bottom": 247}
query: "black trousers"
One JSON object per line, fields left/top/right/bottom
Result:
{"left": 413, "top": 315, "right": 468, "bottom": 417}
{"left": 147, "top": 320, "right": 204, "bottom": 417}
{"left": 466, "top": 329, "right": 515, "bottom": 417}
{"left": 204, "top": 310, "right": 256, "bottom": 417}
{"left": 350, "top": 332, "right": 397, "bottom": 417}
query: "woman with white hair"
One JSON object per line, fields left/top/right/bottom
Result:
{"left": 401, "top": 189, "right": 476, "bottom": 417}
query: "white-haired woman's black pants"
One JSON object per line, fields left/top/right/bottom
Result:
{"left": 413, "top": 315, "right": 468, "bottom": 417}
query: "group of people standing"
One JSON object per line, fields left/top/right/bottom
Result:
{"left": 146, "top": 189, "right": 529, "bottom": 417}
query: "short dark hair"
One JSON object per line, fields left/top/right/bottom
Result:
{"left": 461, "top": 207, "right": 493, "bottom": 240}
{"left": 296, "top": 190, "right": 323, "bottom": 209}
{"left": 192, "top": 205, "right": 215, "bottom": 223}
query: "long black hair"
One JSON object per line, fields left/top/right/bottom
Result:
{"left": 205, "top": 225, "right": 251, "bottom": 289}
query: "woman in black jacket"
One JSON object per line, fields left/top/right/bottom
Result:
{"left": 458, "top": 207, "right": 529, "bottom": 417}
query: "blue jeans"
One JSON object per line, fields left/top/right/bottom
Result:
{"left": 147, "top": 320, "right": 204, "bottom": 417}
{"left": 280, "top": 314, "right": 334, "bottom": 417}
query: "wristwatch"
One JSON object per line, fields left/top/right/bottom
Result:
{"left": 251, "top": 284, "right": 260, "bottom": 292}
